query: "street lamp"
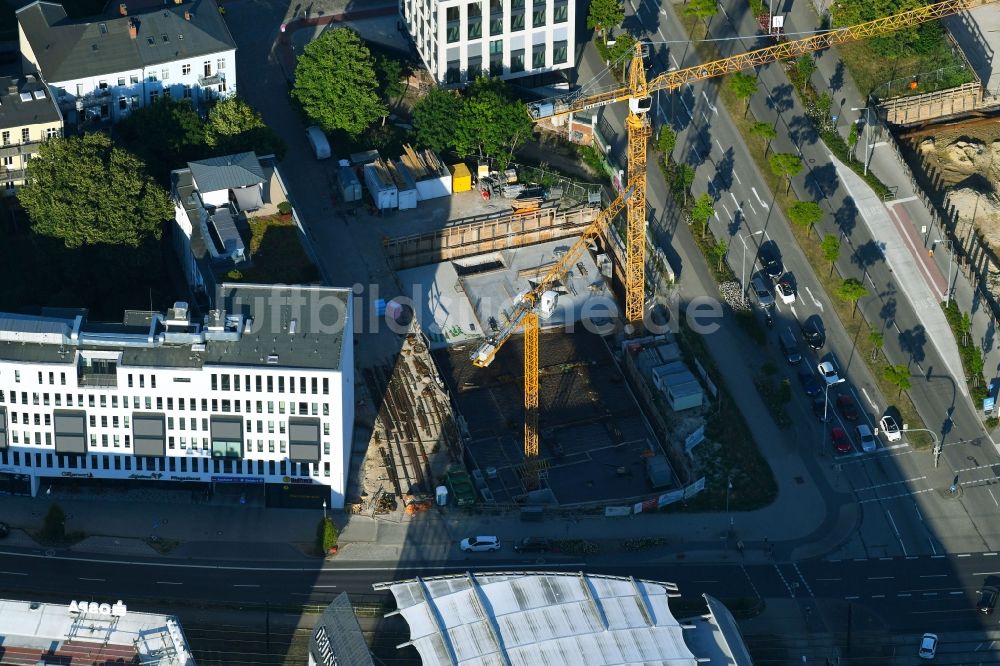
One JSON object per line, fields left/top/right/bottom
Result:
{"left": 932, "top": 239, "right": 954, "bottom": 307}
{"left": 850, "top": 106, "right": 874, "bottom": 176}
{"left": 726, "top": 476, "right": 733, "bottom": 528}
{"left": 821, "top": 377, "right": 846, "bottom": 455}
{"left": 899, "top": 427, "right": 942, "bottom": 468}
{"left": 739, "top": 230, "right": 765, "bottom": 304}
{"left": 322, "top": 498, "right": 327, "bottom": 521}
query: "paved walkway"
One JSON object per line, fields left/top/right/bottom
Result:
{"left": 831, "top": 154, "right": 966, "bottom": 395}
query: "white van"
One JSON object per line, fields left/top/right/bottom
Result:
{"left": 305, "top": 126, "right": 331, "bottom": 160}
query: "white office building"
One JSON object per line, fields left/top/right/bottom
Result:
{"left": 0, "top": 283, "right": 354, "bottom": 509}
{"left": 16, "top": 0, "right": 236, "bottom": 125}
{"left": 399, "top": 0, "right": 573, "bottom": 85}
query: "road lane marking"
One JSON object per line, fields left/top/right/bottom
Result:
{"left": 746, "top": 200, "right": 757, "bottom": 216}
{"left": 922, "top": 592, "right": 937, "bottom": 596}
{"left": 898, "top": 593, "right": 912, "bottom": 597}
{"left": 855, "top": 476, "right": 927, "bottom": 492}
{"left": 701, "top": 90, "right": 718, "bottom": 114}
{"left": 721, "top": 203, "right": 732, "bottom": 220}
{"left": 79, "top": 577, "right": 105, "bottom": 582}
{"left": 958, "top": 553, "right": 972, "bottom": 558}
{"left": 733, "top": 170, "right": 742, "bottom": 184}
{"left": 872, "top": 594, "right": 885, "bottom": 598}
{"left": 751, "top": 187, "right": 769, "bottom": 209}
{"left": 920, "top": 574, "right": 948, "bottom": 578}
{"left": 702, "top": 111, "right": 711, "bottom": 123}
{"left": 313, "top": 585, "right": 339, "bottom": 588}
{"left": 985, "top": 553, "right": 998, "bottom": 557}
{"left": 156, "top": 581, "right": 182, "bottom": 585}
{"left": 715, "top": 139, "right": 725, "bottom": 153}
{"left": 803, "top": 286, "right": 823, "bottom": 311}
{"left": 914, "top": 502, "right": 923, "bottom": 522}
{"left": 858, "top": 487, "right": 936, "bottom": 504}
{"left": 845, "top": 595, "right": 859, "bottom": 600}
{"left": 868, "top": 576, "right": 894, "bottom": 580}
{"left": 793, "top": 563, "right": 814, "bottom": 597}
{"left": 879, "top": 557, "right": 893, "bottom": 561}
{"left": 990, "top": 488, "right": 999, "bottom": 507}
{"left": 0, "top": 571, "right": 27, "bottom": 576}
{"left": 233, "top": 584, "right": 260, "bottom": 588}
{"left": 885, "top": 509, "right": 908, "bottom": 556}
{"left": 931, "top": 554, "right": 944, "bottom": 559}
{"left": 860, "top": 387, "right": 877, "bottom": 410}
{"left": 815, "top": 578, "right": 842, "bottom": 581}
{"left": 950, "top": 591, "right": 964, "bottom": 595}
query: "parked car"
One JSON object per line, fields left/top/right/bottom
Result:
{"left": 836, "top": 394, "right": 859, "bottom": 421}
{"left": 779, "top": 328, "right": 802, "bottom": 364}
{"left": 880, "top": 415, "right": 902, "bottom": 442}
{"left": 460, "top": 536, "right": 501, "bottom": 552}
{"left": 918, "top": 633, "right": 938, "bottom": 660}
{"left": 0, "top": 521, "right": 8, "bottom": 538}
{"left": 751, "top": 275, "right": 775, "bottom": 308}
{"left": 776, "top": 275, "right": 797, "bottom": 304}
{"left": 831, "top": 426, "right": 852, "bottom": 454}
{"left": 802, "top": 316, "right": 825, "bottom": 350}
{"left": 812, "top": 395, "right": 831, "bottom": 422}
{"left": 817, "top": 361, "right": 840, "bottom": 385}
{"left": 798, "top": 368, "right": 823, "bottom": 397}
{"left": 513, "top": 537, "right": 552, "bottom": 553}
{"left": 758, "top": 241, "right": 784, "bottom": 280}
{"left": 305, "top": 126, "right": 331, "bottom": 160}
{"left": 978, "top": 586, "right": 998, "bottom": 614}
{"left": 857, "top": 424, "right": 878, "bottom": 453}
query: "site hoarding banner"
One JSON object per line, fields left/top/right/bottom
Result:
{"left": 605, "top": 506, "right": 632, "bottom": 517}
{"left": 684, "top": 426, "right": 705, "bottom": 453}
{"left": 634, "top": 477, "right": 707, "bottom": 513}
{"left": 656, "top": 488, "right": 684, "bottom": 508}
{"left": 683, "top": 476, "right": 707, "bottom": 499}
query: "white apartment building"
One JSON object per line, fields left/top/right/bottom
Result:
{"left": 16, "top": 0, "right": 236, "bottom": 125}
{"left": 0, "top": 284, "right": 355, "bottom": 509}
{"left": 400, "top": 0, "right": 573, "bottom": 85}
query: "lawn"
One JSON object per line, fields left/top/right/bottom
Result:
{"left": 230, "top": 214, "right": 321, "bottom": 285}
{"left": 0, "top": 202, "right": 176, "bottom": 321}
{"left": 837, "top": 38, "right": 976, "bottom": 100}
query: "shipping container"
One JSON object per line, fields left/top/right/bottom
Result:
{"left": 363, "top": 159, "right": 398, "bottom": 210}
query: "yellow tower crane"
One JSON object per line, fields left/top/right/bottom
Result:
{"left": 472, "top": 0, "right": 996, "bottom": 483}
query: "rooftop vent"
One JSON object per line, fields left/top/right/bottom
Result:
{"left": 266, "top": 354, "right": 279, "bottom": 364}
{"left": 6, "top": 84, "right": 16, "bottom": 95}
{"left": 127, "top": 17, "right": 138, "bottom": 39}
{"left": 32, "top": 90, "right": 44, "bottom": 100}
{"left": 119, "top": 2, "right": 127, "bottom": 16}
{"left": 19, "top": 92, "right": 31, "bottom": 102}
{"left": 184, "top": 10, "right": 192, "bottom": 20}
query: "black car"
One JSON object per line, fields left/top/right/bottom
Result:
{"left": 0, "top": 521, "right": 8, "bottom": 538}
{"left": 812, "top": 395, "right": 831, "bottom": 421}
{"left": 513, "top": 537, "right": 552, "bottom": 553}
{"left": 802, "top": 316, "right": 826, "bottom": 350}
{"left": 758, "top": 241, "right": 784, "bottom": 280}
{"left": 979, "top": 586, "right": 998, "bottom": 614}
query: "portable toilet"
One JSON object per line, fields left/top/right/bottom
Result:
{"left": 449, "top": 163, "right": 472, "bottom": 193}
{"left": 337, "top": 165, "right": 362, "bottom": 202}
{"left": 436, "top": 485, "right": 448, "bottom": 506}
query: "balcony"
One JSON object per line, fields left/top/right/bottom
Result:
{"left": 78, "top": 372, "right": 117, "bottom": 388}
{"left": 199, "top": 73, "right": 224, "bottom": 86}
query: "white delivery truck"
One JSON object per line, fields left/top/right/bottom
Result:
{"left": 305, "top": 126, "right": 331, "bottom": 160}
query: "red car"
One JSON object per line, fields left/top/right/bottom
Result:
{"left": 836, "top": 394, "right": 859, "bottom": 421}
{"left": 831, "top": 427, "right": 852, "bottom": 454}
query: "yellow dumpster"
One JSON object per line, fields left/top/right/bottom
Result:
{"left": 449, "top": 163, "right": 472, "bottom": 193}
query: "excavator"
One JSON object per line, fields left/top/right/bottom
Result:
{"left": 470, "top": 0, "right": 997, "bottom": 484}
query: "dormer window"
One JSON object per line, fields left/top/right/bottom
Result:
{"left": 162, "top": 33, "right": 169, "bottom": 42}
{"left": 147, "top": 36, "right": 154, "bottom": 45}
{"left": 98, "top": 80, "right": 108, "bottom": 89}
{"left": 99, "top": 23, "right": 107, "bottom": 34}
{"left": 18, "top": 92, "right": 31, "bottom": 102}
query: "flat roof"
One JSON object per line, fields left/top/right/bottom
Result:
{"left": 398, "top": 238, "right": 610, "bottom": 349}
{"left": 0, "top": 598, "right": 193, "bottom": 666}
{"left": 0, "top": 283, "right": 350, "bottom": 371}
{"left": 374, "top": 571, "right": 697, "bottom": 666}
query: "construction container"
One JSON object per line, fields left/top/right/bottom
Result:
{"left": 363, "top": 159, "right": 398, "bottom": 210}
{"left": 388, "top": 160, "right": 418, "bottom": 210}
{"left": 449, "top": 163, "right": 472, "bottom": 193}
{"left": 350, "top": 149, "right": 380, "bottom": 166}
{"left": 336, "top": 165, "right": 361, "bottom": 202}
{"left": 399, "top": 144, "right": 451, "bottom": 200}
{"left": 445, "top": 466, "right": 477, "bottom": 506}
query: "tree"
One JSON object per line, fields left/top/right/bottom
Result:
{"left": 19, "top": 133, "right": 171, "bottom": 248}
{"left": 821, "top": 234, "right": 840, "bottom": 276}
{"left": 116, "top": 97, "right": 207, "bottom": 182}
{"left": 816, "top": 91, "right": 833, "bottom": 122}
{"left": 868, "top": 329, "right": 884, "bottom": 361}
{"left": 958, "top": 311, "right": 972, "bottom": 346}
{"left": 453, "top": 78, "right": 534, "bottom": 169}
{"left": 42, "top": 503, "right": 66, "bottom": 544}
{"left": 587, "top": 0, "right": 625, "bottom": 44}
{"left": 606, "top": 33, "right": 636, "bottom": 77}
{"left": 882, "top": 364, "right": 912, "bottom": 396}
{"left": 795, "top": 54, "right": 816, "bottom": 84}
{"left": 684, "top": 0, "right": 718, "bottom": 29}
{"left": 656, "top": 125, "right": 676, "bottom": 158}
{"left": 691, "top": 192, "right": 714, "bottom": 239}
{"left": 292, "top": 27, "right": 386, "bottom": 137}
{"left": 317, "top": 517, "right": 338, "bottom": 553}
{"left": 836, "top": 277, "right": 869, "bottom": 317}
{"left": 847, "top": 122, "right": 859, "bottom": 161}
{"left": 673, "top": 163, "right": 696, "bottom": 205}
{"left": 205, "top": 96, "right": 286, "bottom": 160}
{"left": 768, "top": 152, "right": 803, "bottom": 194}
{"left": 750, "top": 121, "right": 777, "bottom": 156}
{"left": 729, "top": 72, "right": 758, "bottom": 117}
{"left": 789, "top": 200, "right": 823, "bottom": 230}
{"left": 413, "top": 87, "right": 466, "bottom": 153}
{"left": 709, "top": 239, "right": 728, "bottom": 271}
{"left": 376, "top": 55, "right": 406, "bottom": 101}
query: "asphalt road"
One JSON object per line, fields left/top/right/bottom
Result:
{"left": 580, "top": 0, "right": 1000, "bottom": 558}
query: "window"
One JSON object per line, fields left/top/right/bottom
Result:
{"left": 45, "top": 127, "right": 60, "bottom": 139}
{"left": 147, "top": 74, "right": 158, "bottom": 82}
{"left": 217, "top": 58, "right": 225, "bottom": 70}
{"left": 446, "top": 6, "right": 460, "bottom": 43}
{"left": 510, "top": 48, "right": 525, "bottom": 72}
{"left": 130, "top": 74, "right": 139, "bottom": 84}
{"left": 445, "top": 60, "right": 461, "bottom": 84}
{"left": 490, "top": 39, "right": 504, "bottom": 75}
{"left": 533, "top": 0, "right": 546, "bottom": 26}
{"left": 533, "top": 43, "right": 546, "bottom": 68}
{"left": 1, "top": 156, "right": 11, "bottom": 167}
{"left": 2, "top": 132, "right": 9, "bottom": 146}
{"left": 117, "top": 77, "right": 125, "bottom": 86}
{"left": 98, "top": 80, "right": 108, "bottom": 90}
{"left": 161, "top": 68, "right": 169, "bottom": 81}
{"left": 467, "top": 1, "right": 482, "bottom": 39}
{"left": 554, "top": 0, "right": 568, "bottom": 22}
{"left": 553, "top": 39, "right": 568, "bottom": 64}
{"left": 182, "top": 63, "right": 191, "bottom": 75}
{"left": 20, "top": 128, "right": 29, "bottom": 143}
{"left": 511, "top": 0, "right": 525, "bottom": 30}
{"left": 203, "top": 61, "right": 212, "bottom": 77}
{"left": 149, "top": 90, "right": 158, "bottom": 103}
{"left": 489, "top": 0, "right": 503, "bottom": 35}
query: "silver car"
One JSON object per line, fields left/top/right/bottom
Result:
{"left": 460, "top": 536, "right": 501, "bottom": 552}
{"left": 751, "top": 275, "right": 774, "bottom": 308}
